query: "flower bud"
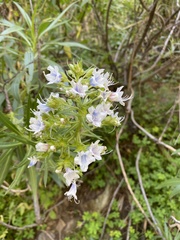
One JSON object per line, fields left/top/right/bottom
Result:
{"left": 35, "top": 142, "right": 49, "bottom": 152}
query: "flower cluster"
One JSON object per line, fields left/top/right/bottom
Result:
{"left": 28, "top": 62, "right": 130, "bottom": 201}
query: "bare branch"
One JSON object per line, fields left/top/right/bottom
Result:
{"left": 116, "top": 131, "right": 155, "bottom": 230}
{"left": 131, "top": 109, "right": 180, "bottom": 155}
{"left": 135, "top": 148, "right": 164, "bottom": 238}
{"left": 100, "top": 179, "right": 124, "bottom": 240}
{"left": 0, "top": 221, "right": 38, "bottom": 230}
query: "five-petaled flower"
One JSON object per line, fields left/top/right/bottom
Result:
{"left": 27, "top": 156, "right": 39, "bottom": 168}
{"left": 63, "top": 168, "right": 80, "bottom": 186}
{"left": 44, "top": 66, "right": 62, "bottom": 84}
{"left": 74, "top": 151, "right": 95, "bottom": 172}
{"left": 64, "top": 181, "right": 78, "bottom": 201}
{"left": 29, "top": 115, "right": 44, "bottom": 134}
{"left": 70, "top": 80, "right": 88, "bottom": 98}
{"left": 89, "top": 140, "right": 106, "bottom": 160}
{"left": 109, "top": 86, "right": 131, "bottom": 106}
{"left": 37, "top": 99, "right": 51, "bottom": 113}
{"left": 86, "top": 105, "right": 106, "bottom": 127}
{"left": 90, "top": 69, "right": 113, "bottom": 89}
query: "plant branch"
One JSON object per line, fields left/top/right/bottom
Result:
{"left": 0, "top": 221, "right": 38, "bottom": 230}
{"left": 135, "top": 148, "right": 164, "bottom": 238}
{"left": 130, "top": 109, "right": 180, "bottom": 155}
{"left": 140, "top": 8, "right": 180, "bottom": 75}
{"left": 133, "top": 56, "right": 180, "bottom": 86}
{"left": 100, "top": 179, "right": 124, "bottom": 240}
{"left": 159, "top": 99, "right": 178, "bottom": 142}
{"left": 116, "top": 131, "right": 155, "bottom": 230}
{"left": 127, "top": 0, "right": 158, "bottom": 89}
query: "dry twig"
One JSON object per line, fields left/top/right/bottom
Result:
{"left": 100, "top": 179, "right": 124, "bottom": 240}
{"left": 135, "top": 148, "right": 164, "bottom": 238}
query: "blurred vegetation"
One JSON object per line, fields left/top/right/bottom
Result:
{"left": 0, "top": 0, "right": 180, "bottom": 239}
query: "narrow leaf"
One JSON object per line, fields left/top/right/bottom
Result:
{"left": 7, "top": 164, "right": 27, "bottom": 192}
{"left": 0, "top": 149, "right": 13, "bottom": 185}
{"left": 1, "top": 25, "right": 23, "bottom": 35}
{"left": 170, "top": 185, "right": 180, "bottom": 198}
{"left": 0, "top": 111, "right": 21, "bottom": 135}
{"left": 0, "top": 142, "right": 23, "bottom": 149}
{"left": 3, "top": 132, "right": 35, "bottom": 146}
{"left": 13, "top": 2, "right": 32, "bottom": 28}
{"left": 39, "top": 1, "right": 77, "bottom": 38}
{"left": 9, "top": 71, "right": 24, "bottom": 101}
{"left": 157, "top": 178, "right": 180, "bottom": 188}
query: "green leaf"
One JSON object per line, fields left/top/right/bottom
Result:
{"left": 171, "top": 185, "right": 180, "bottom": 198}
{"left": 157, "top": 178, "right": 180, "bottom": 188}
{"left": 0, "top": 111, "right": 21, "bottom": 135}
{"left": 3, "top": 132, "right": 35, "bottom": 146}
{"left": 24, "top": 51, "right": 34, "bottom": 92}
{"left": 172, "top": 148, "right": 180, "bottom": 155}
{"left": 7, "top": 164, "right": 27, "bottom": 192}
{"left": 0, "top": 46, "right": 18, "bottom": 56}
{"left": 13, "top": 2, "right": 32, "bottom": 28}
{"left": 0, "top": 142, "right": 23, "bottom": 149}
{"left": 16, "top": 30, "right": 32, "bottom": 46}
{"left": 1, "top": 25, "right": 23, "bottom": 35}
{"left": 9, "top": 71, "right": 24, "bottom": 102}
{"left": 38, "top": 20, "right": 51, "bottom": 36}
{"left": 28, "top": 166, "right": 38, "bottom": 196}
{"left": 38, "top": 1, "right": 77, "bottom": 38}
{"left": 43, "top": 158, "right": 48, "bottom": 187}
{"left": 3, "top": 54, "right": 16, "bottom": 73}
{"left": 42, "top": 41, "right": 90, "bottom": 51}
{"left": 0, "top": 149, "right": 13, "bottom": 186}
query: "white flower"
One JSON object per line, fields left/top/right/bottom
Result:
{"left": 110, "top": 112, "right": 125, "bottom": 126}
{"left": 70, "top": 80, "right": 88, "bottom": 98}
{"left": 50, "top": 145, "right": 56, "bottom": 151}
{"left": 64, "top": 181, "right": 78, "bottom": 201}
{"left": 35, "top": 142, "right": 49, "bottom": 152}
{"left": 89, "top": 140, "right": 106, "bottom": 160}
{"left": 100, "top": 102, "right": 113, "bottom": 115}
{"left": 109, "top": 86, "right": 131, "bottom": 106}
{"left": 27, "top": 156, "right": 39, "bottom": 168}
{"left": 100, "top": 90, "right": 112, "bottom": 102}
{"left": 49, "top": 92, "right": 59, "bottom": 98}
{"left": 86, "top": 105, "right": 107, "bottom": 127}
{"left": 90, "top": 69, "right": 114, "bottom": 89}
{"left": 86, "top": 103, "right": 112, "bottom": 127}
{"left": 37, "top": 99, "right": 51, "bottom": 113}
{"left": 63, "top": 168, "right": 80, "bottom": 186}
{"left": 44, "top": 66, "right": 62, "bottom": 84}
{"left": 74, "top": 151, "right": 95, "bottom": 172}
{"left": 29, "top": 115, "right": 44, "bottom": 134}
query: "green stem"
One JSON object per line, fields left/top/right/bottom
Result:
{"left": 28, "top": 166, "right": 41, "bottom": 224}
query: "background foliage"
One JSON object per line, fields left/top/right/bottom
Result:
{"left": 0, "top": 0, "right": 180, "bottom": 239}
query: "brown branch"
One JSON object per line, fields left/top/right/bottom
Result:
{"left": 100, "top": 179, "right": 124, "bottom": 240}
{"left": 130, "top": 109, "right": 180, "bottom": 155}
{"left": 0, "top": 221, "right": 38, "bottom": 230}
{"left": 135, "top": 148, "right": 164, "bottom": 238}
{"left": 139, "top": 0, "right": 149, "bottom": 12}
{"left": 105, "top": 0, "right": 113, "bottom": 49}
{"left": 132, "top": 56, "right": 180, "bottom": 86}
{"left": 116, "top": 132, "right": 156, "bottom": 229}
{"left": 127, "top": 0, "right": 159, "bottom": 89}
